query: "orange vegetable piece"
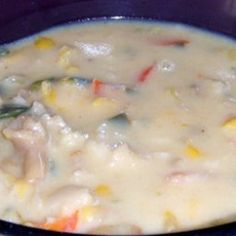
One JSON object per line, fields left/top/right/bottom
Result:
{"left": 41, "top": 211, "right": 78, "bottom": 232}
{"left": 138, "top": 64, "right": 155, "bottom": 82}
{"left": 92, "top": 79, "right": 104, "bottom": 95}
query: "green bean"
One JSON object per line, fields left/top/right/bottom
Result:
{"left": 0, "top": 105, "right": 30, "bottom": 119}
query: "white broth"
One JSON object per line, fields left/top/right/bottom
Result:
{"left": 0, "top": 21, "right": 235, "bottom": 234}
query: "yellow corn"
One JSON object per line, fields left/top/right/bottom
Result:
{"left": 14, "top": 180, "right": 30, "bottom": 200}
{"left": 41, "top": 81, "right": 57, "bottom": 105}
{"left": 80, "top": 205, "right": 98, "bottom": 221}
{"left": 184, "top": 144, "right": 202, "bottom": 159}
{"left": 222, "top": 117, "right": 236, "bottom": 130}
{"left": 34, "top": 37, "right": 55, "bottom": 49}
{"left": 227, "top": 48, "right": 236, "bottom": 60}
{"left": 66, "top": 66, "right": 79, "bottom": 74}
{"left": 163, "top": 211, "right": 179, "bottom": 232}
{"left": 92, "top": 97, "right": 113, "bottom": 107}
{"left": 58, "top": 46, "right": 73, "bottom": 67}
{"left": 95, "top": 184, "right": 111, "bottom": 197}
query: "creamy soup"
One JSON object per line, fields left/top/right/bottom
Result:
{"left": 0, "top": 21, "right": 235, "bottom": 234}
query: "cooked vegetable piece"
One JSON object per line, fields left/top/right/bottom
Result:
{"left": 95, "top": 184, "right": 112, "bottom": 197}
{"left": 222, "top": 117, "right": 236, "bottom": 131}
{"left": 0, "top": 105, "right": 29, "bottom": 119}
{"left": 41, "top": 81, "right": 57, "bottom": 105}
{"left": 58, "top": 45, "right": 73, "bottom": 67}
{"left": 48, "top": 159, "right": 57, "bottom": 176}
{"left": 184, "top": 144, "right": 202, "bottom": 159}
{"left": 31, "top": 76, "right": 93, "bottom": 91}
{"left": 66, "top": 77, "right": 93, "bottom": 86}
{"left": 66, "top": 66, "right": 80, "bottom": 74}
{"left": 92, "top": 97, "right": 113, "bottom": 107}
{"left": 125, "top": 87, "right": 137, "bottom": 95}
{"left": 137, "top": 64, "right": 155, "bottom": 82}
{"left": 41, "top": 211, "right": 78, "bottom": 232}
{"left": 163, "top": 211, "right": 179, "bottom": 232}
{"left": 30, "top": 77, "right": 56, "bottom": 91}
{"left": 92, "top": 79, "right": 104, "bottom": 95}
{"left": 108, "top": 113, "right": 130, "bottom": 127}
{"left": 0, "top": 75, "right": 27, "bottom": 99}
{"left": 34, "top": 37, "right": 55, "bottom": 49}
{"left": 0, "top": 47, "right": 10, "bottom": 57}
{"left": 80, "top": 206, "right": 99, "bottom": 222}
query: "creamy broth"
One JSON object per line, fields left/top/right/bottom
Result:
{"left": 0, "top": 21, "right": 235, "bottom": 234}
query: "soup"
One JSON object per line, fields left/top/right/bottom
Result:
{"left": 0, "top": 21, "right": 236, "bottom": 234}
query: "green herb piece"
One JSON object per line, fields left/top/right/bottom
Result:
{"left": 0, "top": 105, "right": 30, "bottom": 119}
{"left": 48, "top": 159, "right": 57, "bottom": 176}
{"left": 65, "top": 76, "right": 93, "bottom": 86}
{"left": 108, "top": 113, "right": 130, "bottom": 127}
{"left": 231, "top": 66, "right": 236, "bottom": 75}
{"left": 0, "top": 47, "right": 10, "bottom": 57}
{"left": 30, "top": 77, "right": 56, "bottom": 91}
{"left": 125, "top": 87, "right": 137, "bottom": 95}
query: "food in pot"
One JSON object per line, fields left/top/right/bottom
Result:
{"left": 0, "top": 21, "right": 235, "bottom": 234}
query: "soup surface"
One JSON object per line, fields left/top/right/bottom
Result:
{"left": 0, "top": 21, "right": 236, "bottom": 234}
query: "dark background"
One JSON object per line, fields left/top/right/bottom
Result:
{"left": 0, "top": 0, "right": 235, "bottom": 44}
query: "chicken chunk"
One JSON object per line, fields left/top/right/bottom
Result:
{"left": 3, "top": 116, "right": 48, "bottom": 183}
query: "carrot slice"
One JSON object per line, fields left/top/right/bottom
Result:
{"left": 137, "top": 64, "right": 155, "bottom": 83}
{"left": 92, "top": 79, "right": 104, "bottom": 95}
{"left": 41, "top": 211, "right": 78, "bottom": 232}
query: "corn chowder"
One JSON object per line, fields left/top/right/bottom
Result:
{"left": 0, "top": 21, "right": 235, "bottom": 234}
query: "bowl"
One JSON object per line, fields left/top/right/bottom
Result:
{"left": 0, "top": 0, "right": 235, "bottom": 235}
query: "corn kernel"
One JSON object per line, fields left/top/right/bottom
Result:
{"left": 163, "top": 211, "right": 179, "bottom": 231}
{"left": 222, "top": 118, "right": 236, "bottom": 130}
{"left": 80, "top": 205, "right": 98, "bottom": 221}
{"left": 228, "top": 48, "right": 236, "bottom": 60}
{"left": 92, "top": 97, "right": 113, "bottom": 107}
{"left": 34, "top": 37, "right": 55, "bottom": 49}
{"left": 95, "top": 184, "right": 111, "bottom": 197}
{"left": 184, "top": 144, "right": 201, "bottom": 158}
{"left": 41, "top": 81, "right": 57, "bottom": 105}
{"left": 66, "top": 66, "right": 79, "bottom": 74}
{"left": 14, "top": 180, "right": 30, "bottom": 199}
{"left": 58, "top": 46, "right": 73, "bottom": 67}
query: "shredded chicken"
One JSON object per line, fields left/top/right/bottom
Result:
{"left": 3, "top": 116, "right": 48, "bottom": 183}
